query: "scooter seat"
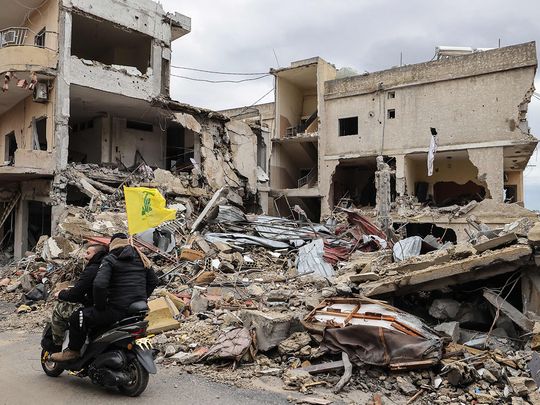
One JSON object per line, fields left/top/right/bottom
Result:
{"left": 127, "top": 301, "right": 149, "bottom": 315}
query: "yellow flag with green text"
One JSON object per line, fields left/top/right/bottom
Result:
{"left": 124, "top": 186, "right": 177, "bottom": 235}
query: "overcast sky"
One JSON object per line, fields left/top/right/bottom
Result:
{"left": 159, "top": 0, "right": 540, "bottom": 209}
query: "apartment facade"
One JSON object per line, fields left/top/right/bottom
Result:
{"left": 222, "top": 42, "right": 538, "bottom": 239}
{"left": 0, "top": 0, "right": 191, "bottom": 257}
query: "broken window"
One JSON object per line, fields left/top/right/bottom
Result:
{"left": 71, "top": 13, "right": 152, "bottom": 73}
{"left": 387, "top": 91, "right": 396, "bottom": 99}
{"left": 4, "top": 132, "right": 16, "bottom": 164}
{"left": 339, "top": 117, "right": 358, "bottom": 136}
{"left": 34, "top": 28, "right": 46, "bottom": 48}
{"left": 32, "top": 117, "right": 47, "bottom": 151}
{"left": 387, "top": 109, "right": 396, "bottom": 119}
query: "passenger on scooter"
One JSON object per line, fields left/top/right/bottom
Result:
{"left": 50, "top": 244, "right": 108, "bottom": 350}
{"left": 50, "top": 233, "right": 159, "bottom": 362}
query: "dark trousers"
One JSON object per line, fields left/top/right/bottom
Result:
{"left": 68, "top": 307, "right": 125, "bottom": 351}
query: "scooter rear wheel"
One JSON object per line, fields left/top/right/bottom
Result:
{"left": 118, "top": 358, "right": 149, "bottom": 397}
{"left": 41, "top": 349, "right": 64, "bottom": 377}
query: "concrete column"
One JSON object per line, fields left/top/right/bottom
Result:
{"left": 319, "top": 159, "right": 340, "bottom": 218}
{"left": 151, "top": 40, "right": 163, "bottom": 97}
{"left": 259, "top": 189, "right": 270, "bottom": 214}
{"left": 394, "top": 154, "right": 406, "bottom": 196}
{"left": 50, "top": 203, "right": 65, "bottom": 237}
{"left": 468, "top": 146, "right": 505, "bottom": 202}
{"left": 100, "top": 116, "right": 112, "bottom": 163}
{"left": 54, "top": 9, "right": 72, "bottom": 170}
{"left": 14, "top": 200, "right": 28, "bottom": 259}
{"left": 375, "top": 156, "right": 392, "bottom": 237}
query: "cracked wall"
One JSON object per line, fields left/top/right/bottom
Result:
{"left": 468, "top": 147, "right": 504, "bottom": 202}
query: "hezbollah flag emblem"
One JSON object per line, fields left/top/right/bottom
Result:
{"left": 124, "top": 186, "right": 177, "bottom": 235}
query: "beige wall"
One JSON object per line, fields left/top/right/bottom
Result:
{"left": 505, "top": 170, "right": 524, "bottom": 203}
{"left": 23, "top": 0, "right": 60, "bottom": 51}
{"left": 111, "top": 117, "right": 165, "bottom": 168}
{"left": 0, "top": 91, "right": 55, "bottom": 165}
{"left": 405, "top": 154, "right": 484, "bottom": 198}
{"left": 275, "top": 77, "right": 303, "bottom": 138}
{"left": 324, "top": 67, "right": 536, "bottom": 158}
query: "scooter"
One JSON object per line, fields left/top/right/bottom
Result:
{"left": 40, "top": 301, "right": 156, "bottom": 397}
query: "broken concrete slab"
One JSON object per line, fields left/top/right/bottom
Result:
{"left": 483, "top": 289, "right": 533, "bottom": 332}
{"left": 239, "top": 310, "right": 297, "bottom": 352}
{"left": 434, "top": 322, "right": 460, "bottom": 342}
{"left": 173, "top": 112, "right": 202, "bottom": 133}
{"left": 527, "top": 222, "right": 540, "bottom": 246}
{"left": 226, "top": 120, "right": 258, "bottom": 192}
{"left": 278, "top": 332, "right": 311, "bottom": 355}
{"left": 41, "top": 236, "right": 76, "bottom": 260}
{"left": 507, "top": 376, "right": 537, "bottom": 397}
{"left": 146, "top": 296, "right": 181, "bottom": 334}
{"left": 473, "top": 233, "right": 518, "bottom": 254}
{"left": 359, "top": 245, "right": 532, "bottom": 297}
{"left": 153, "top": 168, "right": 207, "bottom": 197}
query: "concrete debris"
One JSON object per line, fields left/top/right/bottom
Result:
{"left": 434, "top": 321, "right": 460, "bottom": 342}
{"left": 2, "top": 158, "right": 540, "bottom": 405}
{"left": 278, "top": 332, "right": 312, "bottom": 355}
{"left": 146, "top": 297, "right": 181, "bottom": 334}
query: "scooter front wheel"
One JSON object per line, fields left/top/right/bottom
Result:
{"left": 41, "top": 349, "right": 64, "bottom": 377}
{"left": 118, "top": 358, "right": 149, "bottom": 397}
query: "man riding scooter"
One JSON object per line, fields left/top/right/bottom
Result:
{"left": 51, "top": 233, "right": 159, "bottom": 362}
{"left": 50, "top": 244, "right": 108, "bottom": 351}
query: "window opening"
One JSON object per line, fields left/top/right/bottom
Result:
{"left": 339, "top": 117, "right": 358, "bottom": 136}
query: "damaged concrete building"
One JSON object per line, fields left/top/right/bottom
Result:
{"left": 0, "top": 0, "right": 261, "bottom": 259}
{"left": 222, "top": 42, "right": 539, "bottom": 241}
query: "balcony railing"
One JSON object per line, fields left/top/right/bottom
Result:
{"left": 298, "top": 167, "right": 317, "bottom": 188}
{"left": 0, "top": 27, "right": 28, "bottom": 49}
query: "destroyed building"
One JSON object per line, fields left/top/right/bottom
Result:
{"left": 2, "top": 3, "right": 540, "bottom": 401}
{"left": 0, "top": 0, "right": 260, "bottom": 259}
{"left": 222, "top": 43, "right": 539, "bottom": 241}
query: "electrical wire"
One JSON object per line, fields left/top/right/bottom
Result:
{"left": 229, "top": 87, "right": 275, "bottom": 118}
{"left": 170, "top": 65, "right": 267, "bottom": 76}
{"left": 170, "top": 73, "right": 270, "bottom": 83}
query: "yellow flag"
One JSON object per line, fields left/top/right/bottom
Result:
{"left": 124, "top": 187, "right": 177, "bottom": 235}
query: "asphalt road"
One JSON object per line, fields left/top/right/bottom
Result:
{"left": 0, "top": 330, "right": 291, "bottom": 405}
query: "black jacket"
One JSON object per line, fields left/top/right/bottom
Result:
{"left": 93, "top": 245, "right": 158, "bottom": 311}
{"left": 58, "top": 250, "right": 107, "bottom": 306}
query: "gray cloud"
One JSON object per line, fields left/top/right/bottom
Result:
{"left": 159, "top": 0, "right": 540, "bottom": 209}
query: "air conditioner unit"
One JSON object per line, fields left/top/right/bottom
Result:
{"left": 33, "top": 82, "right": 48, "bottom": 103}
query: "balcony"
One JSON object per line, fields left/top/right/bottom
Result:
{"left": 0, "top": 27, "right": 57, "bottom": 74}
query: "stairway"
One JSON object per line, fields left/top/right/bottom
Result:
{"left": 0, "top": 190, "right": 21, "bottom": 230}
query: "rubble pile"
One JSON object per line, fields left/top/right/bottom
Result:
{"left": 3, "top": 166, "right": 540, "bottom": 403}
